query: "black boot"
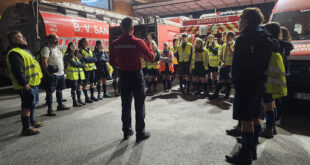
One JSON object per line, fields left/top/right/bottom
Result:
{"left": 71, "top": 91, "right": 81, "bottom": 107}
{"left": 153, "top": 81, "right": 157, "bottom": 92}
{"left": 252, "top": 125, "right": 261, "bottom": 160}
{"left": 147, "top": 81, "right": 152, "bottom": 94}
{"left": 203, "top": 82, "right": 209, "bottom": 97}
{"left": 226, "top": 121, "right": 241, "bottom": 136}
{"left": 224, "top": 83, "right": 232, "bottom": 99}
{"left": 226, "top": 131, "right": 253, "bottom": 165}
{"left": 211, "top": 83, "right": 222, "bottom": 99}
{"left": 83, "top": 90, "right": 93, "bottom": 103}
{"left": 162, "top": 80, "right": 167, "bottom": 92}
{"left": 77, "top": 90, "right": 86, "bottom": 105}
{"left": 90, "top": 88, "right": 99, "bottom": 101}
{"left": 179, "top": 77, "right": 184, "bottom": 90}
{"left": 208, "top": 79, "right": 212, "bottom": 89}
{"left": 185, "top": 81, "right": 191, "bottom": 94}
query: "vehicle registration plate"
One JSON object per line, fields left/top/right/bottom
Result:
{"left": 295, "top": 93, "right": 310, "bottom": 100}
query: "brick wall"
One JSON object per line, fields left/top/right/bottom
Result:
{"left": 0, "top": 0, "right": 135, "bottom": 16}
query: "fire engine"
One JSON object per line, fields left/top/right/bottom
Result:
{"left": 270, "top": 0, "right": 310, "bottom": 101}
{"left": 179, "top": 11, "right": 241, "bottom": 43}
{"left": 0, "top": 0, "right": 132, "bottom": 86}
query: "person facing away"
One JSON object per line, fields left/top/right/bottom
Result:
{"left": 109, "top": 17, "right": 155, "bottom": 142}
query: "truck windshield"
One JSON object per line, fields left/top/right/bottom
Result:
{"left": 272, "top": 10, "right": 310, "bottom": 40}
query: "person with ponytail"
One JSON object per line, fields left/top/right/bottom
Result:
{"left": 94, "top": 40, "right": 111, "bottom": 99}
{"left": 64, "top": 42, "right": 86, "bottom": 107}
{"left": 159, "top": 42, "right": 174, "bottom": 92}
{"left": 78, "top": 38, "right": 98, "bottom": 103}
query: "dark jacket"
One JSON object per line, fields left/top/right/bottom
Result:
{"left": 94, "top": 49, "right": 109, "bottom": 73}
{"left": 279, "top": 40, "right": 294, "bottom": 70}
{"left": 232, "top": 26, "right": 279, "bottom": 95}
{"left": 7, "top": 44, "right": 32, "bottom": 87}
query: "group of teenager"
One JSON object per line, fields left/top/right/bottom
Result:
{"left": 141, "top": 31, "right": 236, "bottom": 100}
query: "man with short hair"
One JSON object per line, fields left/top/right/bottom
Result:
{"left": 41, "top": 34, "right": 69, "bottom": 116}
{"left": 6, "top": 31, "right": 43, "bottom": 135}
{"left": 225, "top": 8, "right": 279, "bottom": 164}
{"left": 110, "top": 17, "right": 155, "bottom": 142}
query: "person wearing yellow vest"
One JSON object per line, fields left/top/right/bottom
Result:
{"left": 175, "top": 33, "right": 193, "bottom": 94}
{"left": 190, "top": 38, "right": 209, "bottom": 97}
{"left": 211, "top": 31, "right": 235, "bottom": 99}
{"left": 146, "top": 40, "right": 160, "bottom": 94}
{"left": 64, "top": 42, "right": 86, "bottom": 107}
{"left": 160, "top": 42, "right": 174, "bottom": 92}
{"left": 41, "top": 34, "right": 69, "bottom": 116}
{"left": 6, "top": 31, "right": 43, "bottom": 135}
{"left": 170, "top": 38, "right": 179, "bottom": 85}
{"left": 261, "top": 22, "right": 287, "bottom": 139}
{"left": 205, "top": 35, "right": 220, "bottom": 91}
{"left": 78, "top": 38, "right": 98, "bottom": 103}
{"left": 94, "top": 40, "right": 112, "bottom": 99}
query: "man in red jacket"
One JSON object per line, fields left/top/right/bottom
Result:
{"left": 110, "top": 17, "right": 155, "bottom": 142}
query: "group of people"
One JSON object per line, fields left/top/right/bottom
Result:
{"left": 6, "top": 6, "right": 292, "bottom": 164}
{"left": 6, "top": 33, "right": 121, "bottom": 136}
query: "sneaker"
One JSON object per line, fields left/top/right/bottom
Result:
{"left": 226, "top": 124, "right": 241, "bottom": 137}
{"left": 47, "top": 110, "right": 56, "bottom": 116}
{"left": 273, "top": 126, "right": 278, "bottom": 135}
{"left": 104, "top": 93, "right": 111, "bottom": 98}
{"left": 97, "top": 94, "right": 103, "bottom": 100}
{"left": 209, "top": 94, "right": 219, "bottom": 100}
{"left": 57, "top": 104, "right": 70, "bottom": 111}
{"left": 78, "top": 99, "right": 86, "bottom": 105}
{"left": 260, "top": 128, "right": 274, "bottom": 138}
{"left": 136, "top": 132, "right": 151, "bottom": 143}
{"left": 31, "top": 121, "right": 44, "bottom": 128}
{"left": 21, "top": 127, "right": 40, "bottom": 136}
{"left": 91, "top": 96, "right": 99, "bottom": 102}
{"left": 123, "top": 130, "right": 134, "bottom": 141}
{"left": 73, "top": 101, "right": 82, "bottom": 107}
{"left": 225, "top": 147, "right": 252, "bottom": 165}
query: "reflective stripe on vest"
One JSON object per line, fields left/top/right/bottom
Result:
{"left": 222, "top": 42, "right": 235, "bottom": 66}
{"left": 6, "top": 48, "right": 42, "bottom": 90}
{"left": 207, "top": 44, "right": 220, "bottom": 67}
{"left": 191, "top": 48, "right": 208, "bottom": 70}
{"left": 66, "top": 56, "right": 85, "bottom": 81}
{"left": 177, "top": 43, "right": 192, "bottom": 62}
{"left": 266, "top": 52, "right": 287, "bottom": 99}
{"left": 146, "top": 50, "right": 159, "bottom": 69}
{"left": 159, "top": 51, "right": 174, "bottom": 73}
{"left": 81, "top": 49, "right": 97, "bottom": 71}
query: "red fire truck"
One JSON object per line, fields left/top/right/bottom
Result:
{"left": 0, "top": 0, "right": 130, "bottom": 86}
{"left": 109, "top": 17, "right": 181, "bottom": 50}
{"left": 179, "top": 11, "right": 240, "bottom": 42}
{"left": 270, "top": 0, "right": 310, "bottom": 101}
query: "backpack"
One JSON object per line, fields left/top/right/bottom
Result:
{"left": 35, "top": 43, "right": 51, "bottom": 65}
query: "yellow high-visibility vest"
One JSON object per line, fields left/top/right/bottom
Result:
{"left": 6, "top": 48, "right": 42, "bottom": 90}
{"left": 222, "top": 42, "right": 235, "bottom": 66}
{"left": 141, "top": 58, "right": 146, "bottom": 68}
{"left": 65, "top": 53, "right": 85, "bottom": 81}
{"left": 266, "top": 52, "right": 287, "bottom": 99}
{"left": 146, "top": 50, "right": 160, "bottom": 69}
{"left": 170, "top": 46, "right": 178, "bottom": 65}
{"left": 81, "top": 49, "right": 97, "bottom": 71}
{"left": 207, "top": 43, "right": 220, "bottom": 67}
{"left": 177, "top": 43, "right": 192, "bottom": 62}
{"left": 191, "top": 48, "right": 208, "bottom": 70}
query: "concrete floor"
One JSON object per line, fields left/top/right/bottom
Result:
{"left": 0, "top": 85, "right": 310, "bottom": 165}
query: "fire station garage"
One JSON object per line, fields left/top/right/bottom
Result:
{"left": 0, "top": 0, "right": 309, "bottom": 165}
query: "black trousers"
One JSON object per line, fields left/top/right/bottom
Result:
{"left": 120, "top": 70, "right": 146, "bottom": 136}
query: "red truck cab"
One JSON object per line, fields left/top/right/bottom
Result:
{"left": 270, "top": 0, "right": 310, "bottom": 100}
